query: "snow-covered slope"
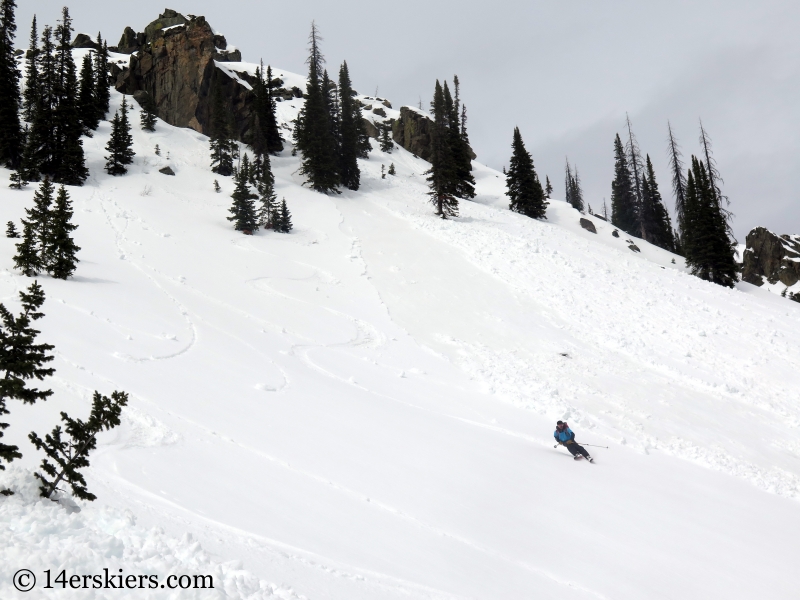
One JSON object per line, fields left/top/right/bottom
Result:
{"left": 2, "top": 59, "right": 800, "bottom": 599}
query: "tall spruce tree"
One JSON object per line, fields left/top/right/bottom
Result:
{"left": 29, "top": 389, "right": 127, "bottom": 500}
{"left": 545, "top": 175, "right": 553, "bottom": 198}
{"left": 46, "top": 184, "right": 80, "bottom": 279}
{"left": 610, "top": 134, "right": 638, "bottom": 235}
{"left": 228, "top": 161, "right": 258, "bottom": 233}
{"left": 14, "top": 177, "right": 53, "bottom": 276}
{"left": 640, "top": 155, "right": 675, "bottom": 251}
{"left": 0, "top": 281, "right": 55, "bottom": 478}
{"left": 0, "top": 0, "right": 21, "bottom": 168}
{"left": 425, "top": 80, "right": 458, "bottom": 218}
{"left": 666, "top": 121, "right": 687, "bottom": 238}
{"left": 104, "top": 97, "right": 134, "bottom": 175}
{"left": 256, "top": 153, "right": 278, "bottom": 229}
{"left": 624, "top": 114, "right": 645, "bottom": 234}
{"left": 251, "top": 62, "right": 282, "bottom": 155}
{"left": 22, "top": 15, "right": 37, "bottom": 121}
{"left": 564, "top": 159, "right": 573, "bottom": 207}
{"left": 506, "top": 127, "right": 547, "bottom": 219}
{"left": 571, "top": 167, "right": 585, "bottom": 212}
{"left": 209, "top": 74, "right": 234, "bottom": 176}
{"left": 93, "top": 35, "right": 109, "bottom": 121}
{"left": 683, "top": 156, "right": 737, "bottom": 287}
{"left": 698, "top": 120, "right": 733, "bottom": 237}
{"left": 276, "top": 198, "right": 293, "bottom": 233}
{"left": 448, "top": 76, "right": 475, "bottom": 200}
{"left": 77, "top": 53, "right": 98, "bottom": 134}
{"left": 293, "top": 22, "right": 339, "bottom": 193}
{"left": 379, "top": 122, "right": 393, "bottom": 153}
{"left": 337, "top": 61, "right": 363, "bottom": 190}
{"left": 138, "top": 91, "right": 157, "bottom": 131}
{"left": 51, "top": 7, "right": 88, "bottom": 185}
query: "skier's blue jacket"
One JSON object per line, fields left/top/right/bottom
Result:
{"left": 554, "top": 427, "right": 576, "bottom": 444}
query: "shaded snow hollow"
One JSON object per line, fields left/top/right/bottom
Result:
{"left": 1, "top": 53, "right": 799, "bottom": 599}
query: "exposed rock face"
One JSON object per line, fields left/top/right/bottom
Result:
{"left": 628, "top": 244, "right": 641, "bottom": 253}
{"left": 742, "top": 227, "right": 800, "bottom": 287}
{"left": 159, "top": 166, "right": 176, "bottom": 176}
{"left": 391, "top": 106, "right": 476, "bottom": 161}
{"left": 579, "top": 218, "right": 597, "bottom": 234}
{"left": 71, "top": 33, "right": 100, "bottom": 50}
{"left": 114, "top": 11, "right": 256, "bottom": 144}
{"left": 362, "top": 118, "right": 381, "bottom": 140}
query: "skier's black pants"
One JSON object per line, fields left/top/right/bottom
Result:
{"left": 565, "top": 442, "right": 590, "bottom": 458}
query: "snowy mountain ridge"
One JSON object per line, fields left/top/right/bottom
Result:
{"left": 1, "top": 43, "right": 800, "bottom": 599}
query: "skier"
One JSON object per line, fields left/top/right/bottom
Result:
{"left": 554, "top": 421, "right": 593, "bottom": 462}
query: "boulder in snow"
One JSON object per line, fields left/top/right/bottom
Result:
{"left": 159, "top": 166, "right": 176, "bottom": 176}
{"left": 579, "top": 218, "right": 597, "bottom": 234}
{"left": 742, "top": 227, "right": 800, "bottom": 287}
{"left": 628, "top": 244, "right": 641, "bottom": 253}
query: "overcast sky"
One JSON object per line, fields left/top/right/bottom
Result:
{"left": 24, "top": 1, "right": 800, "bottom": 239}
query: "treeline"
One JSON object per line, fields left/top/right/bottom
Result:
{"left": 611, "top": 116, "right": 737, "bottom": 287}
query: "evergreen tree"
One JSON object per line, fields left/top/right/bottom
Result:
{"left": 227, "top": 165, "right": 258, "bottom": 233}
{"left": 51, "top": 7, "right": 88, "bottom": 186}
{"left": 0, "top": 281, "right": 55, "bottom": 476}
{"left": 698, "top": 120, "right": 733, "bottom": 236}
{"left": 8, "top": 169, "right": 26, "bottom": 189}
{"left": 666, "top": 121, "right": 687, "bottom": 236}
{"left": 77, "top": 53, "right": 97, "bottom": 134}
{"left": 639, "top": 155, "right": 675, "bottom": 251}
{"left": 251, "top": 63, "right": 282, "bottom": 155}
{"left": 14, "top": 177, "right": 53, "bottom": 276}
{"left": 23, "top": 25, "right": 55, "bottom": 181}
{"left": 683, "top": 156, "right": 737, "bottom": 287}
{"left": 545, "top": 175, "right": 553, "bottom": 198}
{"left": 321, "top": 69, "right": 340, "bottom": 153}
{"left": 570, "top": 167, "right": 585, "bottom": 212}
{"left": 209, "top": 75, "right": 234, "bottom": 176}
{"left": 256, "top": 154, "right": 277, "bottom": 229}
{"left": 564, "top": 159, "right": 573, "bottom": 208}
{"left": 138, "top": 91, "right": 157, "bottom": 132}
{"left": 93, "top": 35, "right": 109, "bottom": 121}
{"left": 379, "top": 121, "right": 393, "bottom": 153}
{"left": 388, "top": 163, "right": 396, "bottom": 176}
{"left": 610, "top": 134, "right": 638, "bottom": 235}
{"left": 506, "top": 127, "right": 547, "bottom": 219}
{"left": 293, "top": 22, "right": 339, "bottom": 193}
{"left": 29, "top": 390, "right": 128, "bottom": 500}
{"left": 447, "top": 77, "right": 475, "bottom": 200}
{"left": 22, "top": 15, "right": 37, "bottom": 122}
{"left": 624, "top": 114, "right": 645, "bottom": 233}
{"left": 5, "top": 220, "right": 17, "bottom": 237}
{"left": 46, "top": 184, "right": 80, "bottom": 279}
{"left": 425, "top": 80, "right": 458, "bottom": 218}
{"left": 104, "top": 98, "right": 134, "bottom": 175}
{"left": 213, "top": 179, "right": 220, "bottom": 193}
{"left": 276, "top": 198, "right": 292, "bottom": 233}
{"left": 336, "top": 61, "right": 366, "bottom": 190}
{"left": 0, "top": 0, "right": 22, "bottom": 168}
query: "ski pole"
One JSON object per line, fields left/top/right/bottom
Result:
{"left": 579, "top": 443, "right": 608, "bottom": 449}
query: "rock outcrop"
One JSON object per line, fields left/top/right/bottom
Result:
{"left": 579, "top": 218, "right": 597, "bottom": 234}
{"left": 113, "top": 10, "right": 256, "bottom": 144}
{"left": 391, "top": 106, "right": 476, "bottom": 161}
{"left": 742, "top": 227, "right": 800, "bottom": 287}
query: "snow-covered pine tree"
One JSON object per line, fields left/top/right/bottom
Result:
{"left": 0, "top": 0, "right": 22, "bottom": 169}
{"left": 9, "top": 169, "right": 26, "bottom": 189}
{"left": 610, "top": 134, "right": 638, "bottom": 236}
{"left": 0, "top": 281, "right": 55, "bottom": 482}
{"left": 93, "top": 36, "right": 110, "bottom": 121}
{"left": 388, "top": 163, "right": 396, "bottom": 176}
{"left": 450, "top": 76, "right": 475, "bottom": 200}
{"left": 209, "top": 75, "right": 234, "bottom": 176}
{"left": 570, "top": 166, "right": 585, "bottom": 212}
{"left": 228, "top": 165, "right": 258, "bottom": 233}
{"left": 294, "top": 22, "right": 339, "bottom": 194}
{"left": 46, "top": 184, "right": 80, "bottom": 279}
{"left": 29, "top": 390, "right": 128, "bottom": 500}
{"left": 77, "top": 53, "right": 98, "bottom": 135}
{"left": 5, "top": 220, "right": 18, "bottom": 238}
{"left": 425, "top": 80, "right": 458, "bottom": 218}
{"left": 545, "top": 175, "right": 553, "bottom": 199}
{"left": 506, "top": 127, "right": 547, "bottom": 219}
{"left": 213, "top": 179, "right": 220, "bottom": 193}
